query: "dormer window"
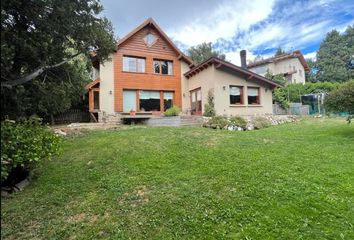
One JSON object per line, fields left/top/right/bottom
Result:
{"left": 143, "top": 32, "right": 157, "bottom": 47}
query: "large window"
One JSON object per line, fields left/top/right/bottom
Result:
{"left": 123, "top": 56, "right": 145, "bottom": 73}
{"left": 247, "top": 87, "right": 260, "bottom": 105}
{"left": 164, "top": 92, "right": 173, "bottom": 111}
{"left": 230, "top": 86, "right": 243, "bottom": 104}
{"left": 139, "top": 91, "right": 161, "bottom": 111}
{"left": 154, "top": 59, "right": 173, "bottom": 75}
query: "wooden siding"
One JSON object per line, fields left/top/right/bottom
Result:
{"left": 114, "top": 25, "right": 182, "bottom": 112}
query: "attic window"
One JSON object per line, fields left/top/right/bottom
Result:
{"left": 143, "top": 32, "right": 157, "bottom": 47}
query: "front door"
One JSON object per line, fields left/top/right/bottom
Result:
{"left": 123, "top": 90, "right": 137, "bottom": 112}
{"left": 190, "top": 88, "right": 202, "bottom": 115}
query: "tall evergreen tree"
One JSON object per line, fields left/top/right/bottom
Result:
{"left": 316, "top": 26, "right": 353, "bottom": 82}
{"left": 274, "top": 47, "right": 285, "bottom": 56}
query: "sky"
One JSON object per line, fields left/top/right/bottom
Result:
{"left": 101, "top": 0, "right": 354, "bottom": 66}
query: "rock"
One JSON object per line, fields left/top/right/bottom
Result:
{"left": 14, "top": 178, "right": 30, "bottom": 191}
{"left": 227, "top": 126, "right": 234, "bottom": 131}
{"left": 237, "top": 127, "right": 242, "bottom": 131}
{"left": 54, "top": 129, "right": 67, "bottom": 136}
{"left": 1, "top": 190, "right": 10, "bottom": 197}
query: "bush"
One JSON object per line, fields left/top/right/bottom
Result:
{"left": 325, "top": 80, "right": 354, "bottom": 123}
{"left": 252, "top": 117, "right": 272, "bottom": 129}
{"left": 164, "top": 106, "right": 181, "bottom": 117}
{"left": 273, "top": 82, "right": 341, "bottom": 107}
{"left": 207, "top": 116, "right": 228, "bottom": 129}
{"left": 229, "top": 116, "right": 247, "bottom": 128}
{"left": 1, "top": 117, "right": 61, "bottom": 183}
{"left": 203, "top": 89, "right": 216, "bottom": 117}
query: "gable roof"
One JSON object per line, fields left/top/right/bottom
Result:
{"left": 117, "top": 18, "right": 194, "bottom": 66}
{"left": 184, "top": 57, "right": 281, "bottom": 89}
{"left": 247, "top": 50, "right": 310, "bottom": 71}
{"left": 85, "top": 78, "right": 100, "bottom": 91}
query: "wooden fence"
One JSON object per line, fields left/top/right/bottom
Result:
{"left": 44, "top": 109, "right": 91, "bottom": 125}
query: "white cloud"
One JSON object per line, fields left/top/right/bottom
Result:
{"left": 225, "top": 49, "right": 272, "bottom": 66}
{"left": 304, "top": 51, "right": 317, "bottom": 60}
{"left": 168, "top": 0, "right": 276, "bottom": 46}
{"left": 165, "top": 0, "right": 354, "bottom": 62}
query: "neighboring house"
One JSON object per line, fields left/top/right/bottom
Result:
{"left": 85, "top": 18, "right": 280, "bottom": 122}
{"left": 247, "top": 51, "right": 310, "bottom": 84}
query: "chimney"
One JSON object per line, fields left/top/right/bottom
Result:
{"left": 240, "top": 50, "right": 247, "bottom": 69}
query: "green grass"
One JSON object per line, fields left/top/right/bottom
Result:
{"left": 1, "top": 119, "right": 354, "bottom": 239}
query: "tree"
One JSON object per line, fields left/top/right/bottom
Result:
{"left": 274, "top": 47, "right": 285, "bottom": 56}
{"left": 187, "top": 42, "right": 226, "bottom": 64}
{"left": 305, "top": 59, "right": 318, "bottom": 82}
{"left": 1, "top": 0, "right": 116, "bottom": 88}
{"left": 316, "top": 26, "right": 354, "bottom": 82}
{"left": 325, "top": 80, "right": 354, "bottom": 122}
{"left": 265, "top": 70, "right": 287, "bottom": 86}
{"left": 1, "top": 0, "right": 116, "bottom": 119}
{"left": 203, "top": 89, "right": 216, "bottom": 117}
{"left": 273, "top": 82, "right": 340, "bottom": 107}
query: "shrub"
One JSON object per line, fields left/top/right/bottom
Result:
{"left": 1, "top": 117, "right": 61, "bottom": 183}
{"left": 252, "top": 117, "right": 272, "bottom": 129}
{"left": 325, "top": 80, "right": 354, "bottom": 123}
{"left": 203, "top": 89, "right": 216, "bottom": 117}
{"left": 164, "top": 106, "right": 181, "bottom": 117}
{"left": 207, "top": 116, "right": 228, "bottom": 129}
{"left": 229, "top": 116, "right": 247, "bottom": 128}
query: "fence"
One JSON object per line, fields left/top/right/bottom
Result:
{"left": 273, "top": 103, "right": 309, "bottom": 115}
{"left": 44, "top": 109, "right": 91, "bottom": 125}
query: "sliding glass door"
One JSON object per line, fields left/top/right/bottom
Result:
{"left": 123, "top": 90, "right": 136, "bottom": 112}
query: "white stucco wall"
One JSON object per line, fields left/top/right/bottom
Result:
{"left": 99, "top": 55, "right": 115, "bottom": 114}
{"left": 182, "top": 66, "right": 216, "bottom": 114}
{"left": 180, "top": 61, "right": 191, "bottom": 113}
{"left": 249, "top": 58, "right": 306, "bottom": 84}
{"left": 213, "top": 70, "right": 273, "bottom": 116}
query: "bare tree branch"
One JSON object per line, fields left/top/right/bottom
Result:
{"left": 1, "top": 52, "right": 82, "bottom": 88}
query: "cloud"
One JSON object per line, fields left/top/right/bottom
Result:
{"left": 304, "top": 51, "right": 317, "bottom": 60}
{"left": 167, "top": 0, "right": 276, "bottom": 46}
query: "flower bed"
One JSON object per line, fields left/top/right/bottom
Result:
{"left": 203, "top": 115, "right": 300, "bottom": 131}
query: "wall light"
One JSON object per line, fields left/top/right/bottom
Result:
{"left": 109, "top": 90, "right": 112, "bottom": 95}
{"left": 223, "top": 86, "right": 226, "bottom": 90}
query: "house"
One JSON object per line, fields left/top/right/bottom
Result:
{"left": 86, "top": 18, "right": 280, "bottom": 122}
{"left": 247, "top": 51, "right": 310, "bottom": 84}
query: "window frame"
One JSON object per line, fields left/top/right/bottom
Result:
{"left": 122, "top": 55, "right": 146, "bottom": 73}
{"left": 247, "top": 87, "right": 260, "bottom": 105}
{"left": 229, "top": 85, "right": 244, "bottom": 105}
{"left": 153, "top": 59, "right": 173, "bottom": 75}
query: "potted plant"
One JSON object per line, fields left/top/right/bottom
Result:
{"left": 130, "top": 109, "right": 136, "bottom": 116}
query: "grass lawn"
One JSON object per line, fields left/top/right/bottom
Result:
{"left": 1, "top": 119, "right": 354, "bottom": 239}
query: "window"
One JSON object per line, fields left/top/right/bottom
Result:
{"left": 139, "top": 91, "right": 160, "bottom": 111}
{"left": 93, "top": 91, "right": 99, "bottom": 110}
{"left": 247, "top": 87, "right": 260, "bottom": 105}
{"left": 123, "top": 56, "right": 145, "bottom": 73}
{"left": 164, "top": 92, "right": 173, "bottom": 111}
{"left": 230, "top": 86, "right": 243, "bottom": 104}
{"left": 252, "top": 66, "right": 266, "bottom": 75}
{"left": 153, "top": 59, "right": 173, "bottom": 75}
{"left": 143, "top": 33, "right": 157, "bottom": 47}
